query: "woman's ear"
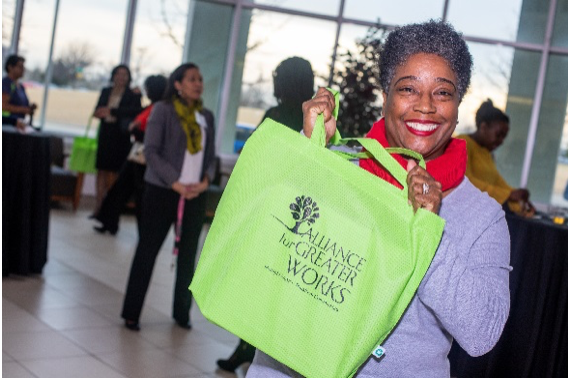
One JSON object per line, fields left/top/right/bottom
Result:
{"left": 173, "top": 81, "right": 181, "bottom": 93}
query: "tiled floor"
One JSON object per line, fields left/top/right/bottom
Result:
{"left": 2, "top": 199, "right": 248, "bottom": 378}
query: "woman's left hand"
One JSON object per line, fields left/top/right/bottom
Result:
{"left": 406, "top": 159, "right": 442, "bottom": 214}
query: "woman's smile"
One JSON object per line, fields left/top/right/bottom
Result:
{"left": 405, "top": 120, "right": 440, "bottom": 136}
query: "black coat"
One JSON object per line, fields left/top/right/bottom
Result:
{"left": 95, "top": 87, "right": 142, "bottom": 171}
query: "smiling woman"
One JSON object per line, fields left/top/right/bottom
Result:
{"left": 248, "top": 20, "right": 512, "bottom": 378}
{"left": 382, "top": 53, "right": 460, "bottom": 161}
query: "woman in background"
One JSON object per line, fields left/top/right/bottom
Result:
{"left": 93, "top": 74, "right": 167, "bottom": 235}
{"left": 93, "top": 64, "right": 142, "bottom": 215}
{"left": 2, "top": 54, "right": 36, "bottom": 128}
{"left": 260, "top": 56, "right": 315, "bottom": 132}
{"left": 457, "top": 99, "right": 534, "bottom": 215}
{"left": 121, "top": 63, "right": 216, "bottom": 331}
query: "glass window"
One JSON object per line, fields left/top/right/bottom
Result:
{"left": 455, "top": 43, "right": 517, "bottom": 136}
{"left": 343, "top": 0, "right": 444, "bottom": 25}
{"left": 333, "top": 23, "right": 385, "bottom": 136}
{"left": 2, "top": 0, "right": 16, "bottom": 57}
{"left": 551, "top": 0, "right": 568, "bottom": 48}
{"left": 184, "top": 1, "right": 237, "bottom": 154}
{"left": 250, "top": 0, "right": 340, "bottom": 17}
{"left": 551, "top": 102, "right": 568, "bottom": 207}
{"left": 495, "top": 49, "right": 541, "bottom": 191}
{"left": 456, "top": 44, "right": 540, "bottom": 194}
{"left": 224, "top": 9, "right": 336, "bottom": 154}
{"left": 447, "top": 0, "right": 547, "bottom": 44}
{"left": 130, "top": 0, "right": 189, "bottom": 86}
{"left": 13, "top": 0, "right": 56, "bottom": 128}
{"left": 529, "top": 54, "right": 568, "bottom": 205}
{"left": 240, "top": 10, "right": 333, "bottom": 110}
{"left": 35, "top": 0, "right": 128, "bottom": 133}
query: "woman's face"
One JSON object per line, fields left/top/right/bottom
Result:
{"left": 382, "top": 53, "right": 460, "bottom": 161}
{"left": 479, "top": 120, "right": 509, "bottom": 152}
{"left": 9, "top": 60, "right": 25, "bottom": 79}
{"left": 174, "top": 68, "right": 203, "bottom": 103}
{"left": 113, "top": 67, "right": 130, "bottom": 88}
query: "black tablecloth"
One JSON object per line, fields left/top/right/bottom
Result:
{"left": 449, "top": 213, "right": 568, "bottom": 378}
{"left": 2, "top": 127, "right": 51, "bottom": 276}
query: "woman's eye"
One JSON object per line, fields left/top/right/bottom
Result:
{"left": 435, "top": 90, "right": 454, "bottom": 98}
{"left": 398, "top": 87, "right": 415, "bottom": 93}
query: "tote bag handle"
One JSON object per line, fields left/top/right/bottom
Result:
{"left": 310, "top": 88, "right": 425, "bottom": 196}
{"left": 84, "top": 116, "right": 94, "bottom": 137}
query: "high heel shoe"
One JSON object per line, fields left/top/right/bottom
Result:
{"left": 124, "top": 320, "right": 140, "bottom": 331}
{"left": 216, "top": 339, "right": 256, "bottom": 372}
{"left": 175, "top": 320, "right": 192, "bottom": 330}
{"left": 93, "top": 225, "right": 118, "bottom": 235}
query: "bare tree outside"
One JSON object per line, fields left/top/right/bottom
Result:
{"left": 131, "top": 47, "right": 152, "bottom": 87}
{"left": 51, "top": 41, "right": 97, "bottom": 88}
{"left": 157, "top": 0, "right": 184, "bottom": 49}
{"left": 151, "top": 1, "right": 291, "bottom": 111}
{"left": 240, "top": 71, "right": 270, "bottom": 108}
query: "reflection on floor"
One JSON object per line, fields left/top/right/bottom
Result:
{"left": 2, "top": 199, "right": 249, "bottom": 378}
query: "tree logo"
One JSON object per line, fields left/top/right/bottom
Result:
{"left": 275, "top": 195, "right": 320, "bottom": 234}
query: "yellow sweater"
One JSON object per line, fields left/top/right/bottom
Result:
{"left": 457, "top": 134, "right": 514, "bottom": 205}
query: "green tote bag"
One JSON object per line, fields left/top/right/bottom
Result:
{"left": 69, "top": 118, "right": 98, "bottom": 174}
{"left": 190, "top": 90, "right": 445, "bottom": 378}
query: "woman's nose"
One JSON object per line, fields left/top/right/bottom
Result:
{"left": 414, "top": 93, "right": 436, "bottom": 113}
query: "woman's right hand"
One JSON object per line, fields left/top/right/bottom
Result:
{"left": 128, "top": 119, "right": 141, "bottom": 132}
{"left": 302, "top": 87, "right": 336, "bottom": 143}
{"left": 172, "top": 181, "right": 188, "bottom": 198}
{"left": 172, "top": 181, "right": 206, "bottom": 200}
{"left": 93, "top": 107, "right": 111, "bottom": 119}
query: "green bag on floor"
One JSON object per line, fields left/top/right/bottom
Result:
{"left": 69, "top": 118, "right": 98, "bottom": 174}
{"left": 190, "top": 90, "right": 445, "bottom": 378}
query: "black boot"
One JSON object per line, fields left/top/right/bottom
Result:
{"left": 216, "top": 339, "right": 256, "bottom": 372}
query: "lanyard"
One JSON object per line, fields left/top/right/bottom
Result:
{"left": 171, "top": 195, "right": 186, "bottom": 270}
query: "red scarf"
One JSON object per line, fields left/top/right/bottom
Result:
{"left": 359, "top": 119, "right": 467, "bottom": 191}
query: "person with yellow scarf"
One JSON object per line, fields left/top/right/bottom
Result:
{"left": 121, "top": 63, "right": 217, "bottom": 331}
{"left": 457, "top": 99, "right": 534, "bottom": 215}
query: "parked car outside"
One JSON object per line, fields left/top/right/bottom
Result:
{"left": 234, "top": 122, "right": 256, "bottom": 153}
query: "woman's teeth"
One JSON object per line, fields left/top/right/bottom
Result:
{"left": 406, "top": 122, "right": 438, "bottom": 131}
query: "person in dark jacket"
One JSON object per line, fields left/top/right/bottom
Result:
{"left": 93, "top": 74, "right": 167, "bottom": 235}
{"left": 260, "top": 56, "right": 315, "bottom": 132}
{"left": 92, "top": 64, "right": 142, "bottom": 215}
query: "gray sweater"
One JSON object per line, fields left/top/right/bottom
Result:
{"left": 143, "top": 101, "right": 216, "bottom": 189}
{"left": 247, "top": 177, "right": 511, "bottom": 378}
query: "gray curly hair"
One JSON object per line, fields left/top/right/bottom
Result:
{"left": 378, "top": 20, "right": 473, "bottom": 102}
